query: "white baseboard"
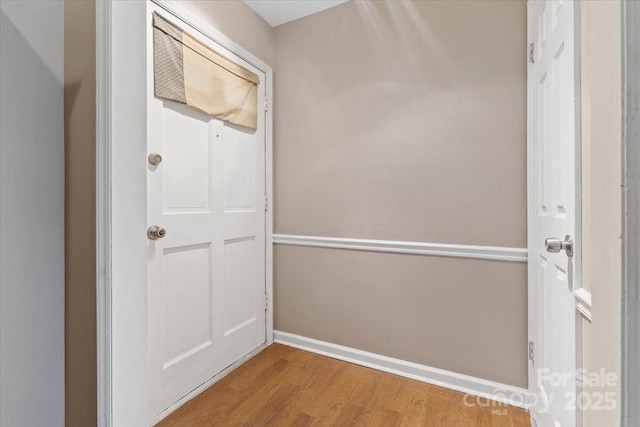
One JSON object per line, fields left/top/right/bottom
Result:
{"left": 274, "top": 330, "right": 531, "bottom": 410}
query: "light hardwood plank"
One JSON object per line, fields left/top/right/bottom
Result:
{"left": 156, "top": 344, "right": 529, "bottom": 427}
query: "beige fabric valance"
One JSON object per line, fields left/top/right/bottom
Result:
{"left": 153, "top": 13, "right": 259, "bottom": 130}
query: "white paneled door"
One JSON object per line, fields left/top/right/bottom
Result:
{"left": 146, "top": 8, "right": 267, "bottom": 419}
{"left": 529, "top": 0, "right": 578, "bottom": 426}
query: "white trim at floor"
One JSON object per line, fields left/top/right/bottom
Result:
{"left": 273, "top": 234, "right": 528, "bottom": 263}
{"left": 274, "top": 330, "right": 532, "bottom": 410}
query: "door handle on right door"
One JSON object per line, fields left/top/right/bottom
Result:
{"left": 545, "top": 235, "right": 573, "bottom": 257}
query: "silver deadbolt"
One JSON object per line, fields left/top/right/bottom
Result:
{"left": 545, "top": 235, "right": 573, "bottom": 257}
{"left": 148, "top": 153, "right": 162, "bottom": 166}
{"left": 147, "top": 225, "right": 166, "bottom": 240}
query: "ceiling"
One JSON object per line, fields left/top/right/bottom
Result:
{"left": 243, "top": 0, "right": 348, "bottom": 27}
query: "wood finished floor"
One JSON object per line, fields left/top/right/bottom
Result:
{"left": 156, "top": 344, "right": 529, "bottom": 427}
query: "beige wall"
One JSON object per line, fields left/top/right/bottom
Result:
{"left": 274, "top": 0, "right": 526, "bottom": 247}
{"left": 180, "top": 0, "right": 274, "bottom": 66}
{"left": 273, "top": 0, "right": 528, "bottom": 387}
{"left": 65, "top": 1, "right": 97, "bottom": 425}
{"left": 275, "top": 245, "right": 528, "bottom": 386}
{"left": 580, "top": 1, "right": 622, "bottom": 425}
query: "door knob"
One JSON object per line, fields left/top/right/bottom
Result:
{"left": 148, "top": 153, "right": 162, "bottom": 166}
{"left": 147, "top": 225, "right": 166, "bottom": 240}
{"left": 545, "top": 235, "right": 573, "bottom": 257}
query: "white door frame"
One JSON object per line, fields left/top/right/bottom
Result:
{"left": 96, "top": 1, "right": 274, "bottom": 425}
{"left": 526, "top": 0, "right": 584, "bottom": 425}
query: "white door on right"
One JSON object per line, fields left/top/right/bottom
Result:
{"left": 529, "top": 0, "right": 578, "bottom": 426}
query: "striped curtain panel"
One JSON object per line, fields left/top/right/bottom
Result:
{"left": 152, "top": 13, "right": 259, "bottom": 130}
